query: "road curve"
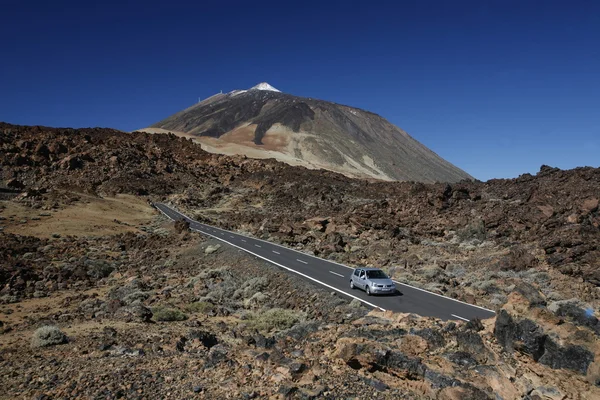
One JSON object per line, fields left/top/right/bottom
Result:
{"left": 154, "top": 203, "right": 496, "bottom": 322}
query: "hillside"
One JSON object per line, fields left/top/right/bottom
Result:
{"left": 141, "top": 83, "right": 473, "bottom": 183}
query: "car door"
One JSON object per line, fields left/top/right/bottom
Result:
{"left": 358, "top": 269, "right": 367, "bottom": 289}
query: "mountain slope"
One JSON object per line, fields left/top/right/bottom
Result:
{"left": 142, "top": 83, "right": 473, "bottom": 183}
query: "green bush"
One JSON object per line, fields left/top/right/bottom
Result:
{"left": 234, "top": 276, "right": 269, "bottom": 300}
{"left": 186, "top": 301, "right": 215, "bottom": 314}
{"left": 245, "top": 308, "right": 305, "bottom": 333}
{"left": 31, "top": 325, "right": 68, "bottom": 348}
{"left": 456, "top": 220, "right": 486, "bottom": 242}
{"left": 152, "top": 306, "right": 188, "bottom": 322}
{"left": 243, "top": 292, "right": 268, "bottom": 309}
{"left": 121, "top": 291, "right": 149, "bottom": 305}
{"left": 349, "top": 299, "right": 362, "bottom": 309}
{"left": 207, "top": 282, "right": 237, "bottom": 303}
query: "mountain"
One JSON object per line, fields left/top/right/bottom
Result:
{"left": 140, "top": 83, "right": 473, "bottom": 183}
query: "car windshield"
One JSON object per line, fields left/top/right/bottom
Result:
{"left": 366, "top": 270, "right": 388, "bottom": 279}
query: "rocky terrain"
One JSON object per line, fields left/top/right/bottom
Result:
{"left": 1, "top": 122, "right": 600, "bottom": 398}
{"left": 141, "top": 83, "right": 472, "bottom": 183}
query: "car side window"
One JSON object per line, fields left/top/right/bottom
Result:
{"left": 353, "top": 269, "right": 359, "bottom": 276}
{"left": 359, "top": 270, "right": 365, "bottom": 278}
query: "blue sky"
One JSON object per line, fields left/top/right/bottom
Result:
{"left": 1, "top": 0, "right": 598, "bottom": 181}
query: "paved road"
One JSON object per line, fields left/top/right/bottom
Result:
{"left": 155, "top": 203, "right": 495, "bottom": 322}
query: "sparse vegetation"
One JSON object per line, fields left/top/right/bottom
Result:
{"left": 31, "top": 325, "right": 67, "bottom": 348}
{"left": 186, "top": 301, "right": 215, "bottom": 314}
{"left": 245, "top": 307, "right": 305, "bottom": 333}
{"left": 456, "top": 219, "right": 486, "bottom": 242}
{"left": 152, "top": 306, "right": 187, "bottom": 322}
{"left": 349, "top": 299, "right": 362, "bottom": 308}
{"left": 243, "top": 291, "right": 268, "bottom": 309}
{"left": 206, "top": 282, "right": 237, "bottom": 303}
{"left": 234, "top": 276, "right": 269, "bottom": 300}
{"left": 121, "top": 291, "right": 149, "bottom": 305}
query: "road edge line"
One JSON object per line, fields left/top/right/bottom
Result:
{"left": 189, "top": 228, "right": 386, "bottom": 312}
{"left": 154, "top": 204, "right": 386, "bottom": 311}
{"left": 155, "top": 203, "right": 495, "bottom": 314}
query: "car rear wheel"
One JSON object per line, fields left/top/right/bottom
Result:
{"left": 365, "top": 286, "right": 371, "bottom": 296}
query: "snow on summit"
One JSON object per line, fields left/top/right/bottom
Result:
{"left": 250, "top": 82, "right": 281, "bottom": 92}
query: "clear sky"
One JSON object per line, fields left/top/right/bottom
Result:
{"left": 1, "top": 0, "right": 598, "bottom": 181}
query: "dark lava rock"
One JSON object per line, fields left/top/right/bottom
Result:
{"left": 253, "top": 333, "right": 276, "bottom": 349}
{"left": 98, "top": 343, "right": 113, "bottom": 351}
{"left": 448, "top": 351, "right": 478, "bottom": 367}
{"left": 174, "top": 218, "right": 190, "bottom": 233}
{"left": 515, "top": 319, "right": 546, "bottom": 361}
{"left": 289, "top": 362, "right": 305, "bottom": 374}
{"left": 494, "top": 310, "right": 519, "bottom": 351}
{"left": 363, "top": 377, "right": 389, "bottom": 391}
{"left": 176, "top": 337, "right": 187, "bottom": 352}
{"left": 346, "top": 358, "right": 362, "bottom": 370}
{"left": 268, "top": 349, "right": 291, "bottom": 366}
{"left": 463, "top": 317, "right": 484, "bottom": 332}
{"left": 514, "top": 282, "right": 546, "bottom": 307}
{"left": 411, "top": 328, "right": 446, "bottom": 348}
{"left": 495, "top": 311, "right": 546, "bottom": 360}
{"left": 443, "top": 321, "right": 457, "bottom": 332}
{"left": 189, "top": 330, "right": 218, "bottom": 349}
{"left": 460, "top": 383, "right": 493, "bottom": 400}
{"left": 495, "top": 309, "right": 594, "bottom": 374}
{"left": 278, "top": 385, "right": 297, "bottom": 396}
{"left": 192, "top": 385, "right": 204, "bottom": 393}
{"left": 375, "top": 350, "right": 427, "bottom": 379}
{"left": 280, "top": 321, "right": 320, "bottom": 341}
{"left": 6, "top": 178, "right": 25, "bottom": 189}
{"left": 538, "top": 338, "right": 594, "bottom": 374}
{"left": 552, "top": 302, "right": 600, "bottom": 335}
{"left": 424, "top": 370, "right": 461, "bottom": 389}
{"left": 291, "top": 349, "right": 304, "bottom": 358}
{"left": 456, "top": 331, "right": 487, "bottom": 362}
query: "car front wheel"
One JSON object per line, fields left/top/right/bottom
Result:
{"left": 365, "top": 286, "right": 371, "bottom": 296}
{"left": 350, "top": 280, "right": 355, "bottom": 289}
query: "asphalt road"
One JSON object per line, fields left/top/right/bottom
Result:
{"left": 155, "top": 203, "right": 496, "bottom": 322}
